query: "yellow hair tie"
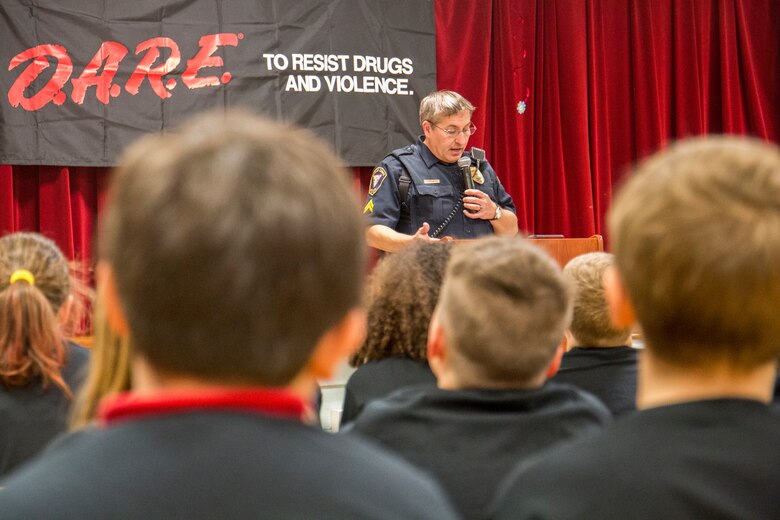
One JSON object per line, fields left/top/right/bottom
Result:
{"left": 9, "top": 269, "right": 35, "bottom": 286}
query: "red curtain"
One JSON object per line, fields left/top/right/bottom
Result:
{"left": 3, "top": 0, "right": 779, "bottom": 263}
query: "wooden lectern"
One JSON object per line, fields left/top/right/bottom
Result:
{"left": 527, "top": 235, "right": 604, "bottom": 267}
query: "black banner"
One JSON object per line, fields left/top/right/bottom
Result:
{"left": 0, "top": 1, "right": 436, "bottom": 166}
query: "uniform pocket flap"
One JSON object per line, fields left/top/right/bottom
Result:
{"left": 415, "top": 184, "right": 447, "bottom": 197}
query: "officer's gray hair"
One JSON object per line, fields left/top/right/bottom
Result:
{"left": 419, "top": 90, "right": 475, "bottom": 126}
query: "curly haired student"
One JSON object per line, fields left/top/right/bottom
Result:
{"left": 342, "top": 242, "right": 451, "bottom": 424}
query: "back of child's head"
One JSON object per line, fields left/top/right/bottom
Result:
{"left": 0, "top": 232, "right": 72, "bottom": 394}
{"left": 350, "top": 242, "right": 452, "bottom": 367}
{"left": 564, "top": 252, "right": 631, "bottom": 347}
{"left": 99, "top": 110, "right": 366, "bottom": 386}
{"left": 437, "top": 237, "right": 571, "bottom": 386}
{"left": 609, "top": 136, "right": 780, "bottom": 371}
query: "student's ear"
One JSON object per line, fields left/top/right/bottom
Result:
{"left": 562, "top": 331, "right": 573, "bottom": 352}
{"left": 306, "top": 308, "right": 367, "bottom": 380}
{"left": 426, "top": 307, "right": 449, "bottom": 378}
{"left": 97, "top": 262, "right": 131, "bottom": 337}
{"left": 545, "top": 340, "right": 566, "bottom": 379}
{"left": 427, "top": 320, "right": 446, "bottom": 376}
{"left": 604, "top": 266, "right": 636, "bottom": 329}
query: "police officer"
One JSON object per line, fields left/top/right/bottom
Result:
{"left": 364, "top": 90, "right": 518, "bottom": 252}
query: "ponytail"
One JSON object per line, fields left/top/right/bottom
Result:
{"left": 0, "top": 233, "right": 73, "bottom": 397}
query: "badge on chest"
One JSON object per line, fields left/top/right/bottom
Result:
{"left": 470, "top": 166, "right": 485, "bottom": 185}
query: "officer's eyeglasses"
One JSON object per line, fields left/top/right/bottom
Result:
{"left": 428, "top": 121, "right": 477, "bottom": 138}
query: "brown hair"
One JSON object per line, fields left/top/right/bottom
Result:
{"left": 564, "top": 252, "right": 631, "bottom": 347}
{"left": 419, "top": 90, "right": 475, "bottom": 126}
{"left": 350, "top": 242, "right": 452, "bottom": 367}
{"left": 609, "top": 136, "right": 780, "bottom": 370}
{"left": 99, "top": 111, "right": 366, "bottom": 386}
{"left": 69, "top": 287, "right": 132, "bottom": 429}
{"left": 438, "top": 237, "right": 571, "bottom": 386}
{"left": 0, "top": 232, "right": 73, "bottom": 396}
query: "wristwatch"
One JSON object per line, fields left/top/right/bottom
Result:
{"left": 492, "top": 205, "right": 502, "bottom": 221}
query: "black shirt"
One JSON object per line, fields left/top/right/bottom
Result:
{"left": 552, "top": 346, "right": 638, "bottom": 416}
{"left": 346, "top": 382, "right": 611, "bottom": 520}
{"left": 0, "top": 341, "right": 89, "bottom": 477}
{"left": 0, "top": 388, "right": 458, "bottom": 519}
{"left": 342, "top": 358, "right": 437, "bottom": 425}
{"left": 491, "top": 399, "right": 780, "bottom": 520}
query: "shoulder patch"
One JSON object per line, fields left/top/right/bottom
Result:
{"left": 368, "top": 167, "right": 388, "bottom": 196}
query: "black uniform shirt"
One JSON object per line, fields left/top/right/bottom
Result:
{"left": 0, "top": 387, "right": 458, "bottom": 519}
{"left": 341, "top": 357, "right": 436, "bottom": 425}
{"left": 364, "top": 136, "right": 515, "bottom": 239}
{"left": 552, "top": 346, "right": 638, "bottom": 416}
{"left": 491, "top": 399, "right": 780, "bottom": 520}
{"left": 0, "top": 341, "right": 89, "bottom": 477}
{"left": 346, "top": 382, "right": 611, "bottom": 520}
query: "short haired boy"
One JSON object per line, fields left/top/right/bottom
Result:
{"left": 491, "top": 137, "right": 780, "bottom": 519}
{"left": 347, "top": 237, "right": 610, "bottom": 520}
{"left": 552, "top": 252, "right": 637, "bottom": 416}
{"left": 0, "top": 112, "right": 457, "bottom": 519}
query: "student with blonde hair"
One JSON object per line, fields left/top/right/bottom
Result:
{"left": 0, "top": 232, "right": 89, "bottom": 477}
{"left": 69, "top": 288, "right": 131, "bottom": 430}
{"left": 492, "top": 136, "right": 780, "bottom": 519}
{"left": 552, "top": 252, "right": 637, "bottom": 416}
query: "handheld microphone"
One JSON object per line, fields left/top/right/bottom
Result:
{"left": 458, "top": 156, "right": 475, "bottom": 191}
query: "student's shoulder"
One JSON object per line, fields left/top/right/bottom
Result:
{"left": 355, "top": 383, "right": 441, "bottom": 417}
{"left": 349, "top": 358, "right": 432, "bottom": 384}
{"left": 62, "top": 341, "right": 91, "bottom": 387}
{"left": 3, "top": 419, "right": 458, "bottom": 519}
{"left": 541, "top": 381, "right": 613, "bottom": 420}
{"left": 346, "top": 359, "right": 395, "bottom": 381}
{"left": 65, "top": 340, "right": 90, "bottom": 364}
{"left": 310, "top": 430, "right": 459, "bottom": 518}
{"left": 0, "top": 427, "right": 107, "bottom": 511}
{"left": 489, "top": 420, "right": 633, "bottom": 519}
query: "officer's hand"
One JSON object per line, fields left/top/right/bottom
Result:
{"left": 413, "top": 222, "right": 440, "bottom": 243}
{"left": 463, "top": 189, "right": 497, "bottom": 220}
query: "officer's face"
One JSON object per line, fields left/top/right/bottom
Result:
{"left": 422, "top": 111, "right": 472, "bottom": 164}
